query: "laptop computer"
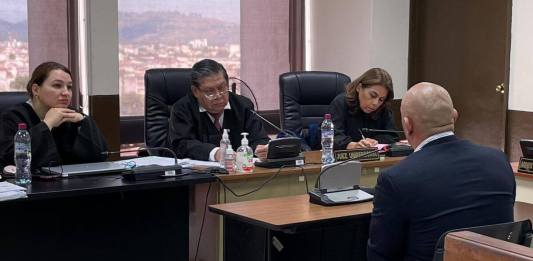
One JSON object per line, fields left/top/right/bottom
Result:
{"left": 309, "top": 161, "right": 374, "bottom": 206}
{"left": 40, "top": 161, "right": 127, "bottom": 178}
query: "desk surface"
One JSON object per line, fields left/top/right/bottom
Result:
{"left": 210, "top": 195, "right": 533, "bottom": 231}
{"left": 3, "top": 170, "right": 215, "bottom": 201}
{"left": 218, "top": 151, "right": 404, "bottom": 182}
{"left": 209, "top": 194, "right": 373, "bottom": 231}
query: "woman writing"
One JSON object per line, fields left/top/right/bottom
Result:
{"left": 329, "top": 68, "right": 398, "bottom": 150}
{"left": 0, "top": 61, "right": 108, "bottom": 173}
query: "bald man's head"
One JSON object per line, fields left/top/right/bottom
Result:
{"left": 401, "top": 82, "right": 457, "bottom": 141}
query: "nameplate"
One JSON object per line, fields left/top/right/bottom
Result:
{"left": 334, "top": 148, "right": 380, "bottom": 162}
{"left": 518, "top": 157, "right": 533, "bottom": 174}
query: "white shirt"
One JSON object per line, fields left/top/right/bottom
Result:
{"left": 199, "top": 103, "right": 231, "bottom": 161}
{"left": 414, "top": 131, "right": 454, "bottom": 152}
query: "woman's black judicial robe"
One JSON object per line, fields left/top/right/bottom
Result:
{"left": 0, "top": 103, "right": 108, "bottom": 171}
{"left": 329, "top": 93, "right": 398, "bottom": 150}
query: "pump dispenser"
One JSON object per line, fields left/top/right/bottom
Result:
{"left": 219, "top": 129, "right": 230, "bottom": 167}
{"left": 236, "top": 132, "right": 254, "bottom": 173}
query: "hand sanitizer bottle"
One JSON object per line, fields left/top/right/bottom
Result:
{"left": 224, "top": 144, "right": 235, "bottom": 173}
{"left": 236, "top": 132, "right": 254, "bottom": 173}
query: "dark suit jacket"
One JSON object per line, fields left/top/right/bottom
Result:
{"left": 367, "top": 135, "right": 516, "bottom": 261}
{"left": 168, "top": 92, "right": 270, "bottom": 161}
{"left": 329, "top": 93, "right": 398, "bottom": 150}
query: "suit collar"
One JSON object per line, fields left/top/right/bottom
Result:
{"left": 422, "top": 134, "right": 458, "bottom": 149}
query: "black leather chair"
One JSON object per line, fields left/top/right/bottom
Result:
{"left": 144, "top": 68, "right": 191, "bottom": 151}
{"left": 0, "top": 92, "right": 28, "bottom": 113}
{"left": 433, "top": 219, "right": 533, "bottom": 261}
{"left": 0, "top": 92, "right": 29, "bottom": 130}
{"left": 279, "top": 71, "right": 350, "bottom": 149}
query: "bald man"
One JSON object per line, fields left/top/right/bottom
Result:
{"left": 367, "top": 82, "right": 515, "bottom": 261}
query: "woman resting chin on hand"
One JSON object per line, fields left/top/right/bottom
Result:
{"left": 0, "top": 61, "right": 108, "bottom": 173}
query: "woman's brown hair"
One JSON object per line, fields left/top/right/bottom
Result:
{"left": 345, "top": 68, "right": 394, "bottom": 117}
{"left": 26, "top": 61, "right": 72, "bottom": 98}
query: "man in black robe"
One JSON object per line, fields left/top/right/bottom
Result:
{"left": 168, "top": 59, "right": 269, "bottom": 161}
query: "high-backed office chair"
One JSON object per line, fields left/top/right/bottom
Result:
{"left": 279, "top": 71, "right": 350, "bottom": 149}
{"left": 433, "top": 219, "right": 533, "bottom": 261}
{"left": 0, "top": 92, "right": 28, "bottom": 113}
{"left": 144, "top": 68, "right": 191, "bottom": 152}
{"left": 0, "top": 92, "right": 29, "bottom": 130}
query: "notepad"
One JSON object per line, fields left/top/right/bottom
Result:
{"left": 0, "top": 182, "right": 27, "bottom": 201}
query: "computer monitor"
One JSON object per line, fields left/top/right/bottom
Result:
{"left": 520, "top": 139, "right": 533, "bottom": 158}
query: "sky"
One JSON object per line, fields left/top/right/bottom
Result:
{"left": 0, "top": 0, "right": 239, "bottom": 24}
{"left": 0, "top": 0, "right": 27, "bottom": 23}
{"left": 118, "top": 0, "right": 240, "bottom": 23}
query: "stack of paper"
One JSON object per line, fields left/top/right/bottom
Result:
{"left": 0, "top": 182, "right": 27, "bottom": 201}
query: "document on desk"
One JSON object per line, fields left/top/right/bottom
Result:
{"left": 0, "top": 182, "right": 27, "bottom": 201}
{"left": 116, "top": 156, "right": 177, "bottom": 167}
{"left": 116, "top": 156, "right": 221, "bottom": 168}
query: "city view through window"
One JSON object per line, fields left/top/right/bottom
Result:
{"left": 118, "top": 0, "right": 240, "bottom": 116}
{"left": 0, "top": 0, "right": 29, "bottom": 92}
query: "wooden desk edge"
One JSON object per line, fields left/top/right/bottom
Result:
{"left": 512, "top": 162, "right": 533, "bottom": 180}
{"left": 208, "top": 195, "right": 374, "bottom": 231}
{"left": 217, "top": 156, "right": 405, "bottom": 182}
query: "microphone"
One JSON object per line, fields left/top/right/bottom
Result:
{"left": 247, "top": 108, "right": 293, "bottom": 138}
{"left": 230, "top": 77, "right": 259, "bottom": 111}
{"left": 101, "top": 146, "right": 178, "bottom": 165}
{"left": 247, "top": 108, "right": 311, "bottom": 152}
{"left": 361, "top": 128, "right": 404, "bottom": 134}
{"left": 101, "top": 147, "right": 184, "bottom": 180}
{"left": 313, "top": 148, "right": 379, "bottom": 189}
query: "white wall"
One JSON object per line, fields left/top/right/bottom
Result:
{"left": 509, "top": 0, "right": 533, "bottom": 112}
{"left": 307, "top": 0, "right": 409, "bottom": 98}
{"left": 85, "top": 0, "right": 119, "bottom": 96}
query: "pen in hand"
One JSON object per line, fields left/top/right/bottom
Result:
{"left": 359, "top": 129, "right": 366, "bottom": 140}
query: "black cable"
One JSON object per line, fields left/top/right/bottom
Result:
{"left": 300, "top": 166, "right": 309, "bottom": 194}
{"left": 194, "top": 182, "right": 212, "bottom": 261}
{"left": 216, "top": 165, "right": 296, "bottom": 198}
{"left": 230, "top": 77, "right": 259, "bottom": 111}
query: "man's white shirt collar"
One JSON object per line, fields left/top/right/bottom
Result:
{"left": 414, "top": 131, "right": 454, "bottom": 152}
{"left": 198, "top": 102, "right": 231, "bottom": 113}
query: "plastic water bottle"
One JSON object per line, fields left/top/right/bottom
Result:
{"left": 219, "top": 129, "right": 230, "bottom": 167}
{"left": 14, "top": 123, "right": 31, "bottom": 185}
{"left": 224, "top": 144, "right": 236, "bottom": 173}
{"left": 235, "top": 132, "right": 254, "bottom": 173}
{"left": 321, "top": 114, "right": 335, "bottom": 164}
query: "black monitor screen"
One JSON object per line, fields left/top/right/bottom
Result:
{"left": 520, "top": 139, "right": 533, "bottom": 158}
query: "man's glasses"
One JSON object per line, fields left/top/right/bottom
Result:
{"left": 201, "top": 88, "right": 229, "bottom": 101}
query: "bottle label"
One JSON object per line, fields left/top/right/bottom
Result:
{"left": 15, "top": 143, "right": 30, "bottom": 153}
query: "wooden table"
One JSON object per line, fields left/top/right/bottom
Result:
{"left": 513, "top": 161, "right": 533, "bottom": 180}
{"left": 210, "top": 194, "right": 372, "bottom": 261}
{"left": 218, "top": 151, "right": 403, "bottom": 182}
{"left": 216, "top": 151, "right": 404, "bottom": 203}
{"left": 196, "top": 153, "right": 404, "bottom": 261}
{"left": 210, "top": 195, "right": 533, "bottom": 261}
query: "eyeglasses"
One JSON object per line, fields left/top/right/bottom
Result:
{"left": 200, "top": 88, "right": 229, "bottom": 101}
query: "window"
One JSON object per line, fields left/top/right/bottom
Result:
{"left": 0, "top": 0, "right": 28, "bottom": 92}
{"left": 118, "top": 0, "right": 240, "bottom": 116}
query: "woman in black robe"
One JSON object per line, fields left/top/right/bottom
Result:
{"left": 329, "top": 68, "right": 398, "bottom": 150}
{"left": 0, "top": 61, "right": 108, "bottom": 173}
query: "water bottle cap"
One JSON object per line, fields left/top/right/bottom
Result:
{"left": 18, "top": 123, "right": 27, "bottom": 130}
{"left": 324, "top": 114, "right": 331, "bottom": 120}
